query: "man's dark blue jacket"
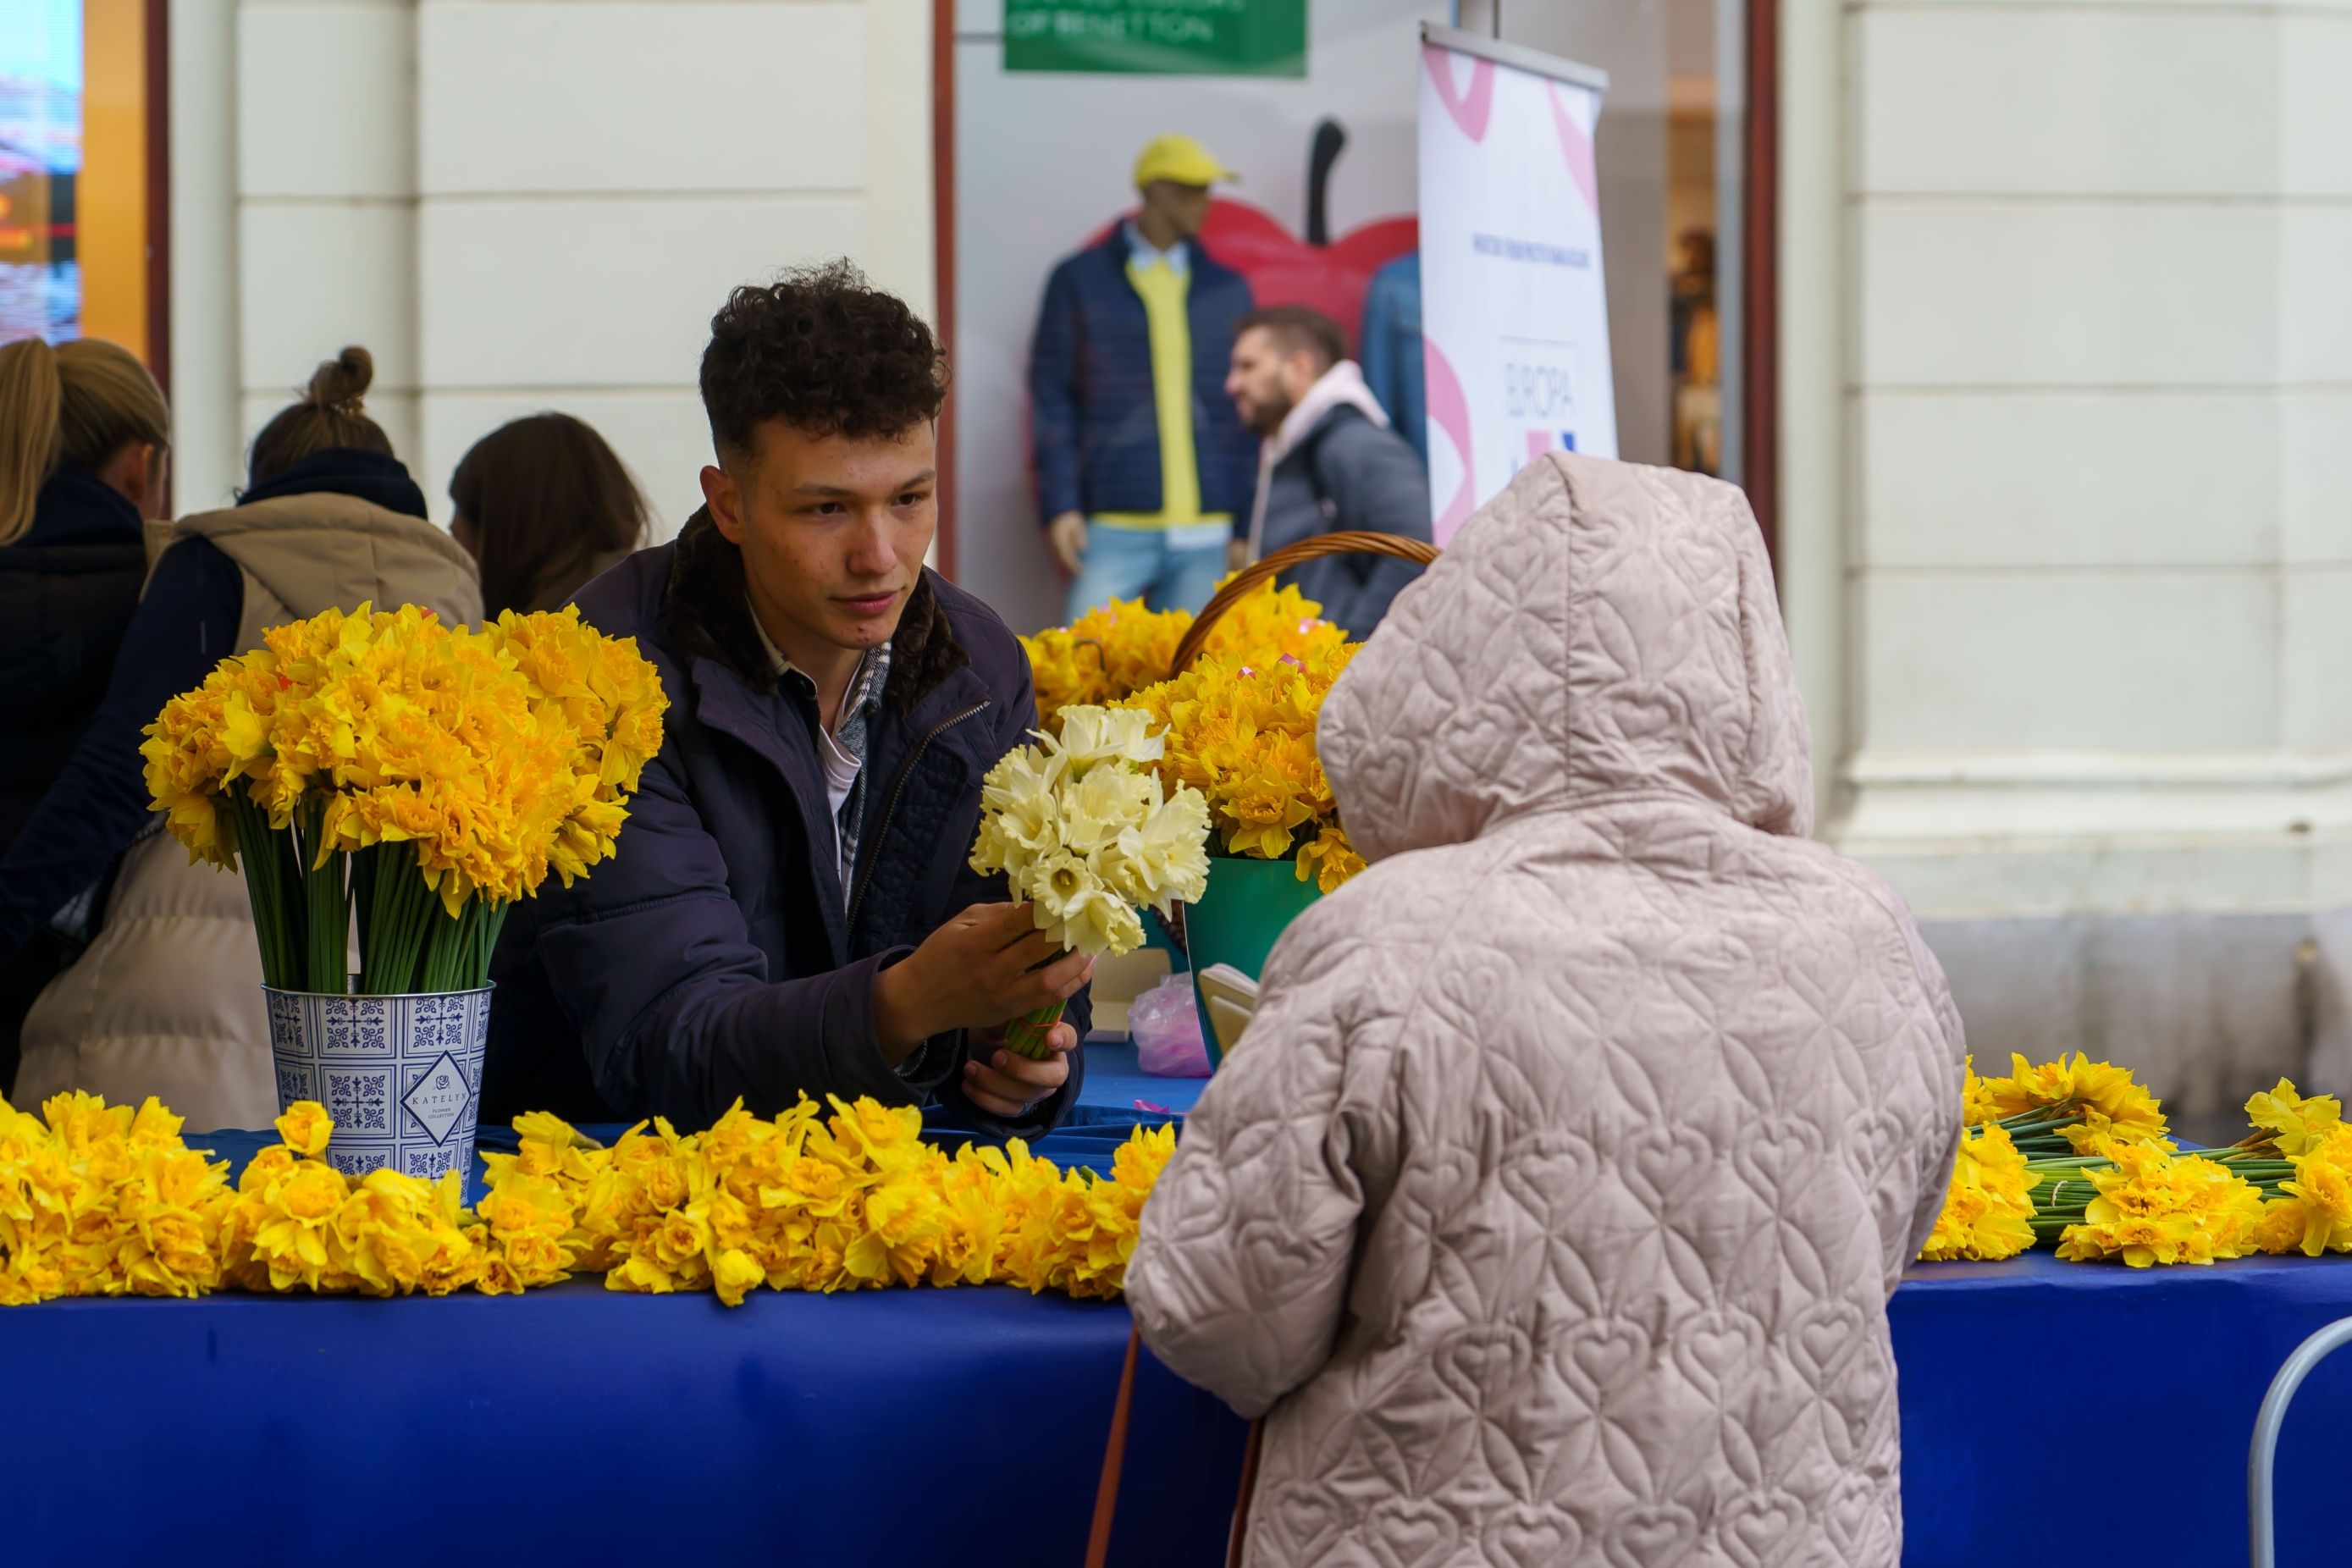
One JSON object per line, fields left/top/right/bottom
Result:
{"left": 1028, "top": 232, "right": 1257, "bottom": 524}
{"left": 483, "top": 511, "right": 1088, "bottom": 1135}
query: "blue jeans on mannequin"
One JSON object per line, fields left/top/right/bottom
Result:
{"left": 1063, "top": 521, "right": 1231, "bottom": 622}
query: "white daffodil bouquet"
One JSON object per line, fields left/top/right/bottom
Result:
{"left": 969, "top": 705, "right": 1211, "bottom": 1057}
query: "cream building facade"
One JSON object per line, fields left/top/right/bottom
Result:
{"left": 1783, "top": 0, "right": 2352, "bottom": 1109}
{"left": 168, "top": 0, "right": 936, "bottom": 531}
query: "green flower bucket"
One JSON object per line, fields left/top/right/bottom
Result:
{"left": 1184, "top": 854, "right": 1321, "bottom": 1066}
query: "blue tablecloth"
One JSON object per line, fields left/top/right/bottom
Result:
{"left": 1893, "top": 1250, "right": 2352, "bottom": 1565}
{"left": 13, "top": 1283, "right": 1248, "bottom": 1563}
{"left": 1071, "top": 1035, "right": 1209, "bottom": 1123}
{"left": 19, "top": 1054, "right": 2352, "bottom": 1566}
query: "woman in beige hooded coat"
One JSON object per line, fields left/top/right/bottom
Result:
{"left": 1125, "top": 455, "right": 1965, "bottom": 1568}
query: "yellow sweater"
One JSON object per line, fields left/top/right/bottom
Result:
{"left": 1096, "top": 258, "right": 1231, "bottom": 533}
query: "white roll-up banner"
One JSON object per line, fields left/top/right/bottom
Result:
{"left": 1416, "top": 26, "right": 1615, "bottom": 544}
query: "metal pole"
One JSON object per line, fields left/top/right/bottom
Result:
{"left": 2250, "top": 1315, "right": 2352, "bottom": 1568}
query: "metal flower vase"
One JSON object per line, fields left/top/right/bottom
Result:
{"left": 1183, "top": 856, "right": 1321, "bottom": 1066}
{"left": 263, "top": 986, "right": 493, "bottom": 1180}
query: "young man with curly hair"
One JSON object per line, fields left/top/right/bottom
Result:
{"left": 483, "top": 262, "right": 1091, "bottom": 1134}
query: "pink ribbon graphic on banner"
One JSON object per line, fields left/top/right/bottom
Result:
{"left": 1424, "top": 338, "right": 1477, "bottom": 544}
{"left": 1422, "top": 44, "right": 1497, "bottom": 141}
{"left": 1547, "top": 80, "right": 1600, "bottom": 213}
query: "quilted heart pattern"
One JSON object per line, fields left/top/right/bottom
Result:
{"left": 1126, "top": 455, "right": 1963, "bottom": 1566}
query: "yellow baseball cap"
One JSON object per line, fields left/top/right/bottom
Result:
{"left": 1133, "top": 134, "right": 1237, "bottom": 190}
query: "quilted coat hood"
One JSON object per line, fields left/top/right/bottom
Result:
{"left": 1320, "top": 454, "right": 1811, "bottom": 864}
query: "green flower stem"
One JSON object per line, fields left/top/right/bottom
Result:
{"left": 295, "top": 797, "right": 348, "bottom": 994}
{"left": 228, "top": 786, "right": 299, "bottom": 990}
{"left": 1002, "top": 998, "right": 1066, "bottom": 1063}
{"left": 357, "top": 845, "right": 501, "bottom": 995}
{"left": 1998, "top": 1101, "right": 2084, "bottom": 1130}
{"left": 1998, "top": 1115, "right": 2085, "bottom": 1139}
{"left": 351, "top": 846, "right": 377, "bottom": 966}
{"left": 356, "top": 842, "right": 441, "bottom": 996}
{"left": 421, "top": 897, "right": 482, "bottom": 994}
{"left": 476, "top": 903, "right": 508, "bottom": 988}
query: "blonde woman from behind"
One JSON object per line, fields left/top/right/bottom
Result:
{"left": 10, "top": 348, "right": 482, "bottom": 1127}
{"left": 0, "top": 337, "right": 172, "bottom": 1093}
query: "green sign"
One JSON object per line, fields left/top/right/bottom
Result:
{"left": 1005, "top": 0, "right": 1307, "bottom": 79}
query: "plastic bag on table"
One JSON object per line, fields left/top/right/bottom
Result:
{"left": 1129, "top": 974, "right": 1211, "bottom": 1078}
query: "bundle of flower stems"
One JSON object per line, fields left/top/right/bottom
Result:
{"left": 1959, "top": 1059, "right": 2330, "bottom": 1256}
{"left": 2022, "top": 1128, "right": 2299, "bottom": 1245}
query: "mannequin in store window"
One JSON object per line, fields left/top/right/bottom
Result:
{"left": 1030, "top": 134, "right": 1258, "bottom": 621}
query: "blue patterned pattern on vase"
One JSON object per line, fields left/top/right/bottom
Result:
{"left": 274, "top": 1063, "right": 317, "bottom": 1109}
{"left": 326, "top": 1147, "right": 389, "bottom": 1179}
{"left": 325, "top": 1068, "right": 391, "bottom": 1134}
{"left": 267, "top": 986, "right": 493, "bottom": 1187}
{"left": 323, "top": 998, "right": 392, "bottom": 1057}
{"left": 408, "top": 996, "right": 469, "bottom": 1054}
{"left": 402, "top": 1146, "right": 467, "bottom": 1181}
{"left": 266, "top": 992, "right": 306, "bottom": 1052}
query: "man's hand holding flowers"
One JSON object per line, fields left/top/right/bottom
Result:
{"left": 871, "top": 902, "right": 1095, "bottom": 1118}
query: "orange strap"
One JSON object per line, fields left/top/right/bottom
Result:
{"left": 1084, "top": 1327, "right": 1142, "bottom": 1568}
{"left": 1227, "top": 1418, "right": 1265, "bottom": 1568}
{"left": 1085, "top": 1324, "right": 1267, "bottom": 1568}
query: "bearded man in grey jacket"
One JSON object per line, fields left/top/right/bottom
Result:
{"left": 1226, "top": 305, "right": 1431, "bottom": 638}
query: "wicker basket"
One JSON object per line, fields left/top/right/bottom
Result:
{"left": 1154, "top": 531, "right": 1443, "bottom": 962}
{"left": 1169, "top": 530, "right": 1442, "bottom": 672}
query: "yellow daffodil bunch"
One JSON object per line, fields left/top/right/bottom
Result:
{"left": 1967, "top": 1052, "right": 2170, "bottom": 1158}
{"left": 1919, "top": 1124, "right": 2041, "bottom": 1262}
{"left": 2241, "top": 1078, "right": 2344, "bottom": 1159}
{"left": 0, "top": 1091, "right": 233, "bottom": 1304}
{"left": 1115, "top": 643, "right": 1366, "bottom": 894}
{"left": 2046, "top": 1140, "right": 2269, "bottom": 1267}
{"left": 3, "top": 1090, "right": 1180, "bottom": 1308}
{"left": 2254, "top": 1124, "right": 2352, "bottom": 1257}
{"left": 472, "top": 1097, "right": 1178, "bottom": 1307}
{"left": 140, "top": 603, "right": 666, "bottom": 996}
{"left": 1021, "top": 582, "right": 1349, "bottom": 726}
{"left": 472, "top": 1111, "right": 605, "bottom": 1294}
{"left": 1024, "top": 599, "right": 1185, "bottom": 718}
{"left": 1960, "top": 1057, "right": 2000, "bottom": 1128}
{"left": 1001, "top": 1118, "right": 1176, "bottom": 1300}
{"left": 1923, "top": 1065, "right": 2352, "bottom": 1268}
{"left": 1021, "top": 581, "right": 1368, "bottom": 902}
{"left": 217, "top": 1102, "right": 489, "bottom": 1295}
{"left": 969, "top": 706, "right": 1212, "bottom": 1056}
{"left": 1925, "top": 1066, "right": 2352, "bottom": 1269}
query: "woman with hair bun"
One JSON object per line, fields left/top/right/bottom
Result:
{"left": 0, "top": 347, "right": 483, "bottom": 1125}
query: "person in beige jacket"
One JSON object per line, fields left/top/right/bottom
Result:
{"left": 1124, "top": 455, "right": 1966, "bottom": 1568}
{"left": 8, "top": 348, "right": 481, "bottom": 1129}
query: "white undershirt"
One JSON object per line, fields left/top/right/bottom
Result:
{"left": 748, "top": 608, "right": 865, "bottom": 892}
{"left": 812, "top": 728, "right": 860, "bottom": 891}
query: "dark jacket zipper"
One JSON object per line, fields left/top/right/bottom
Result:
{"left": 846, "top": 698, "right": 991, "bottom": 937}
